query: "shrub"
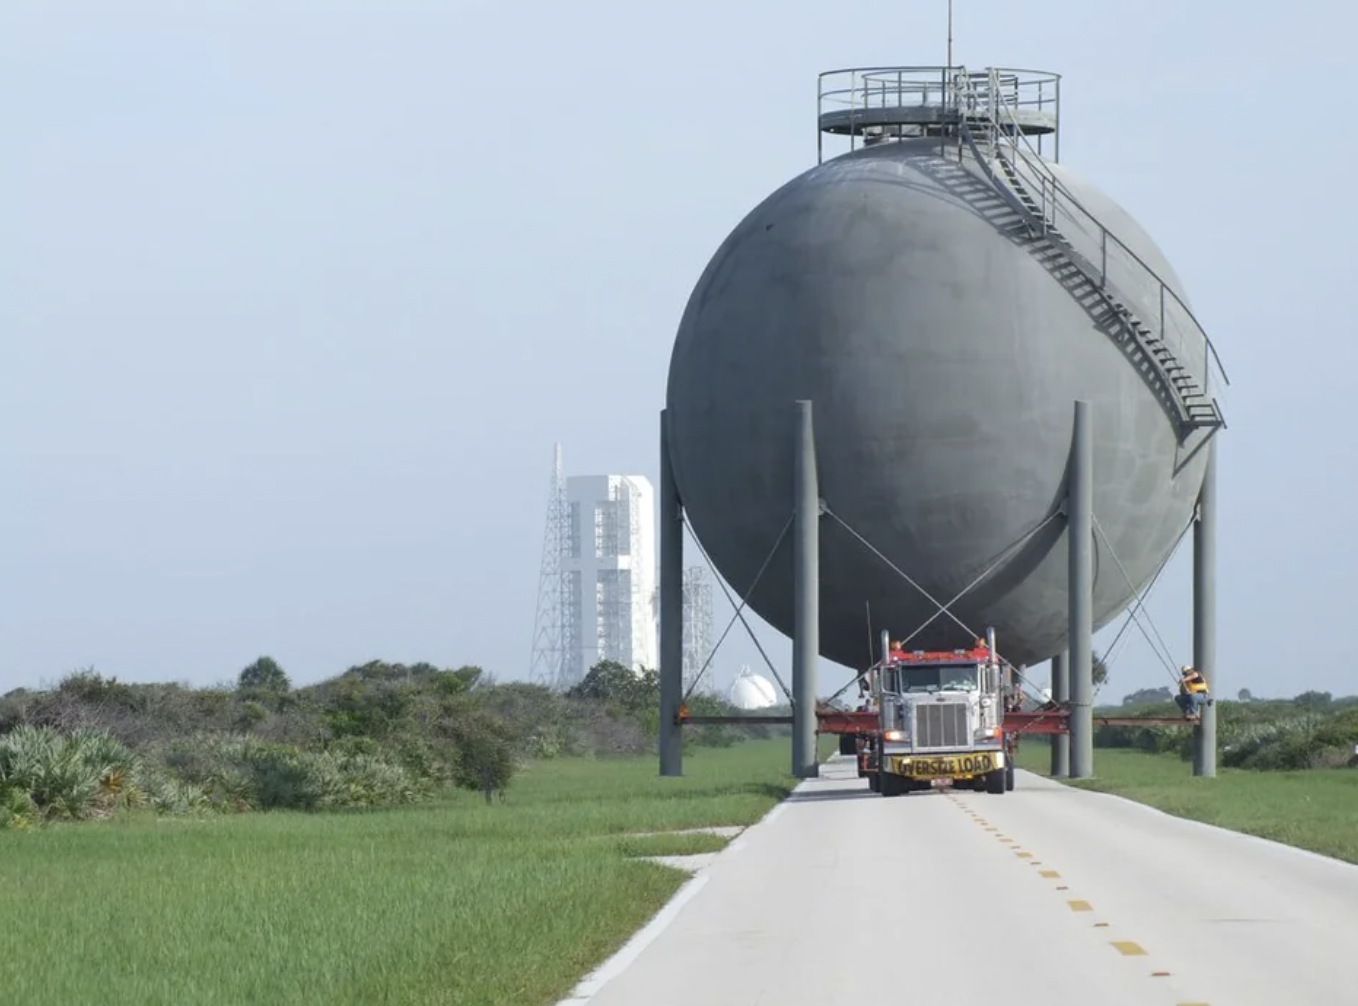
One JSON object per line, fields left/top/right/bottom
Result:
{"left": 155, "top": 734, "right": 426, "bottom": 812}
{"left": 444, "top": 711, "right": 517, "bottom": 800}
{"left": 0, "top": 784, "right": 35, "bottom": 831}
{"left": 1094, "top": 698, "right": 1358, "bottom": 772}
{"left": 0, "top": 725, "right": 143, "bottom": 821}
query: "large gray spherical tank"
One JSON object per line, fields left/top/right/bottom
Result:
{"left": 666, "top": 137, "right": 1210, "bottom": 670}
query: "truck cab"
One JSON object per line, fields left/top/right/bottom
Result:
{"left": 867, "top": 628, "right": 1017, "bottom": 796}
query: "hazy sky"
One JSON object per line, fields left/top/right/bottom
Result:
{"left": 3, "top": 1, "right": 1354, "bottom": 702}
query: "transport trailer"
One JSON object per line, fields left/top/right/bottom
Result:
{"left": 677, "top": 663, "right": 1197, "bottom": 779}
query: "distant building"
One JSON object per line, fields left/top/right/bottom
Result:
{"left": 560, "top": 474, "right": 657, "bottom": 684}
{"left": 681, "top": 566, "right": 713, "bottom": 692}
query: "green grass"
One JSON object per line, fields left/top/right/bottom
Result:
{"left": 0, "top": 738, "right": 822, "bottom": 1006}
{"left": 1016, "top": 739, "right": 1358, "bottom": 865}
{"left": 612, "top": 830, "right": 732, "bottom": 857}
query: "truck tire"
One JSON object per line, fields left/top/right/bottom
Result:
{"left": 839, "top": 733, "right": 858, "bottom": 756}
{"left": 984, "top": 767, "right": 1006, "bottom": 795}
{"left": 1005, "top": 762, "right": 1015, "bottom": 791}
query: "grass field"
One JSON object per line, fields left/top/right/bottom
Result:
{"left": 0, "top": 737, "right": 830, "bottom": 1006}
{"left": 1015, "top": 739, "right": 1358, "bottom": 865}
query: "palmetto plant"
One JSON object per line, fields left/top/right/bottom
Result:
{"left": 0, "top": 783, "right": 35, "bottom": 830}
{"left": 0, "top": 724, "right": 142, "bottom": 821}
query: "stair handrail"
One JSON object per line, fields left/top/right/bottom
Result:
{"left": 951, "top": 67, "right": 1229, "bottom": 394}
{"left": 946, "top": 72, "right": 1198, "bottom": 430}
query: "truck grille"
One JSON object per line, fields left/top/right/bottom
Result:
{"left": 913, "top": 702, "right": 969, "bottom": 749}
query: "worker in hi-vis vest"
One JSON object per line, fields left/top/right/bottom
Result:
{"left": 1176, "top": 665, "right": 1210, "bottom": 721}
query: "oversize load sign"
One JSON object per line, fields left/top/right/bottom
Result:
{"left": 895, "top": 752, "right": 998, "bottom": 778}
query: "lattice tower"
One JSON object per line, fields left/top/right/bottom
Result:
{"left": 528, "top": 444, "right": 569, "bottom": 687}
{"left": 682, "top": 565, "right": 714, "bottom": 693}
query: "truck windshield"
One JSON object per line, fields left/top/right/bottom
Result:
{"left": 887, "top": 664, "right": 979, "bottom": 694}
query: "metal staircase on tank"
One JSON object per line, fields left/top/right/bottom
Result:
{"left": 947, "top": 68, "right": 1227, "bottom": 438}
{"left": 814, "top": 66, "right": 1229, "bottom": 438}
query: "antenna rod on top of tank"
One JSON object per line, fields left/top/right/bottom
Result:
{"left": 865, "top": 601, "right": 874, "bottom": 665}
{"left": 947, "top": 0, "right": 953, "bottom": 70}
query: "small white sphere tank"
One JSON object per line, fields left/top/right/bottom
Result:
{"left": 728, "top": 667, "right": 778, "bottom": 710}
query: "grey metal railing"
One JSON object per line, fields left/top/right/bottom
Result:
{"left": 951, "top": 68, "right": 1229, "bottom": 400}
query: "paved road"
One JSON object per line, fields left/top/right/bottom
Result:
{"left": 572, "top": 755, "right": 1358, "bottom": 1006}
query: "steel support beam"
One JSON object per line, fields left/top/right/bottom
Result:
{"left": 792, "top": 400, "right": 820, "bottom": 779}
{"left": 1193, "top": 439, "right": 1218, "bottom": 777}
{"left": 658, "top": 409, "right": 684, "bottom": 777}
{"left": 1050, "top": 650, "right": 1070, "bottom": 777}
{"left": 1068, "top": 400, "right": 1095, "bottom": 779}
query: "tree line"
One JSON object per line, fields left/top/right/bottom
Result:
{"left": 0, "top": 657, "right": 763, "bottom": 831}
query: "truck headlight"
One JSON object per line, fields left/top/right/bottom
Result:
{"left": 883, "top": 729, "right": 908, "bottom": 742}
{"left": 974, "top": 727, "right": 1000, "bottom": 739}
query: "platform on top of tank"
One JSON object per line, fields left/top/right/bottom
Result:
{"left": 818, "top": 105, "right": 1056, "bottom": 136}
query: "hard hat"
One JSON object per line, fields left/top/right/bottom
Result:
{"left": 1181, "top": 665, "right": 1194, "bottom": 674}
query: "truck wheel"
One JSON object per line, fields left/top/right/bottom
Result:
{"left": 1005, "top": 762, "right": 1015, "bottom": 791}
{"left": 984, "top": 768, "right": 1006, "bottom": 795}
{"left": 839, "top": 734, "right": 858, "bottom": 757}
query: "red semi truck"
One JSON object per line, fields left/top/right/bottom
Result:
{"left": 842, "top": 628, "right": 1022, "bottom": 796}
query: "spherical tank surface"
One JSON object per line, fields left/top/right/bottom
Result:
{"left": 665, "top": 138, "right": 1211, "bottom": 670}
{"left": 729, "top": 673, "right": 779, "bottom": 711}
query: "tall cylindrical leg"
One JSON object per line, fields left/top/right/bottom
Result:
{"left": 1068, "top": 400, "right": 1095, "bottom": 779}
{"left": 659, "top": 410, "right": 685, "bottom": 777}
{"left": 793, "top": 400, "right": 820, "bottom": 779}
{"left": 1193, "top": 440, "right": 1218, "bottom": 777}
{"left": 1050, "top": 651, "right": 1070, "bottom": 777}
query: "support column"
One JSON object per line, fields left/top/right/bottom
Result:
{"left": 792, "top": 400, "right": 820, "bottom": 779}
{"left": 1050, "top": 651, "right": 1070, "bottom": 777}
{"left": 1193, "top": 439, "right": 1218, "bottom": 778}
{"left": 1068, "top": 400, "right": 1095, "bottom": 779}
{"left": 658, "top": 409, "right": 684, "bottom": 777}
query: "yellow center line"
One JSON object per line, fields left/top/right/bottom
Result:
{"left": 1039, "top": 870, "right": 1060, "bottom": 878}
{"left": 1015, "top": 851, "right": 1033, "bottom": 858}
{"left": 1067, "top": 900, "right": 1092, "bottom": 912}
{"left": 1111, "top": 941, "right": 1147, "bottom": 956}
